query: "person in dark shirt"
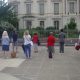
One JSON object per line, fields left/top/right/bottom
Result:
{"left": 59, "top": 29, "right": 65, "bottom": 53}
{"left": 12, "top": 31, "right": 18, "bottom": 52}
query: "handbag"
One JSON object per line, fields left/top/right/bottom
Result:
{"left": 30, "top": 41, "right": 33, "bottom": 46}
{"left": 22, "top": 44, "right": 25, "bottom": 52}
{"left": 37, "top": 39, "right": 40, "bottom": 46}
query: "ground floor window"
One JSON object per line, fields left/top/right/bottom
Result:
{"left": 40, "top": 21, "right": 44, "bottom": 28}
{"left": 26, "top": 20, "right": 32, "bottom": 29}
{"left": 54, "top": 20, "right": 59, "bottom": 30}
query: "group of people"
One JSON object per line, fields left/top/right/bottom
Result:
{"left": 1, "top": 30, "right": 18, "bottom": 58}
{"left": 1, "top": 29, "right": 66, "bottom": 59}
{"left": 47, "top": 29, "right": 65, "bottom": 58}
{"left": 1, "top": 30, "right": 39, "bottom": 58}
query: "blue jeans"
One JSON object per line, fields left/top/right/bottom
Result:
{"left": 59, "top": 42, "right": 64, "bottom": 53}
{"left": 24, "top": 44, "right": 31, "bottom": 58}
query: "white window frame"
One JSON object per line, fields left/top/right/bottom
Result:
{"left": 39, "top": 3, "right": 44, "bottom": 15}
{"left": 13, "top": 5, "right": 18, "bottom": 14}
{"left": 54, "top": 3, "right": 59, "bottom": 15}
{"left": 26, "top": 4, "right": 31, "bottom": 15}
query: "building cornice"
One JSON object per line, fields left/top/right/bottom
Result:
{"left": 51, "top": 0, "right": 62, "bottom": 2}
{"left": 67, "top": 0, "right": 77, "bottom": 2}
{"left": 24, "top": 0, "right": 33, "bottom": 3}
{"left": 37, "top": 0, "right": 47, "bottom": 3}
{"left": 9, "top": 1, "right": 20, "bottom": 5}
{"left": 22, "top": 14, "right": 35, "bottom": 18}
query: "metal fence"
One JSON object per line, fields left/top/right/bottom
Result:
{"left": 18, "top": 29, "right": 79, "bottom": 38}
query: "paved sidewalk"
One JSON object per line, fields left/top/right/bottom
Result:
{"left": 0, "top": 46, "right": 80, "bottom": 80}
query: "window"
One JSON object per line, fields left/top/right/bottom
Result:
{"left": 40, "top": 21, "right": 44, "bottom": 27}
{"left": 14, "top": 5, "right": 18, "bottom": 14}
{"left": 54, "top": 21, "right": 59, "bottom": 30}
{"left": 39, "top": 3, "right": 44, "bottom": 15}
{"left": 26, "top": 4, "right": 31, "bottom": 15}
{"left": 54, "top": 3, "right": 59, "bottom": 15}
{"left": 26, "top": 21, "right": 32, "bottom": 29}
{"left": 69, "top": 2, "right": 74, "bottom": 13}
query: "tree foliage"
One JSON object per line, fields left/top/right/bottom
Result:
{"left": 67, "top": 18, "right": 77, "bottom": 30}
{"left": 0, "top": 0, "right": 18, "bottom": 29}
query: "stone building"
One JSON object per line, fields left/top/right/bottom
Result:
{"left": 8, "top": 0, "right": 80, "bottom": 30}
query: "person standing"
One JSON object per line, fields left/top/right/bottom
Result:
{"left": 47, "top": 32, "right": 56, "bottom": 59}
{"left": 23, "top": 30, "right": 32, "bottom": 58}
{"left": 1, "top": 31, "right": 10, "bottom": 58}
{"left": 12, "top": 31, "right": 18, "bottom": 52}
{"left": 59, "top": 29, "right": 65, "bottom": 53}
{"left": 32, "top": 33, "right": 39, "bottom": 53}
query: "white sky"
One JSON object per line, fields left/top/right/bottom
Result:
{"left": 5, "top": 0, "right": 8, "bottom": 2}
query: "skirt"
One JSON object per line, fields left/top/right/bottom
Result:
{"left": 2, "top": 45, "right": 9, "bottom": 51}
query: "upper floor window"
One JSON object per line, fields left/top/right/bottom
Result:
{"left": 13, "top": 5, "right": 18, "bottom": 14}
{"left": 26, "top": 4, "right": 31, "bottom": 15}
{"left": 54, "top": 3, "right": 59, "bottom": 15}
{"left": 39, "top": 3, "right": 44, "bottom": 15}
{"left": 69, "top": 2, "right": 74, "bottom": 13}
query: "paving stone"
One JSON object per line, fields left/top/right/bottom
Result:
{"left": 0, "top": 46, "right": 80, "bottom": 80}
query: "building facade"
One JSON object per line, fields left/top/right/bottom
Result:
{"left": 8, "top": 0, "right": 80, "bottom": 30}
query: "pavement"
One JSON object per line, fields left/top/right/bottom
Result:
{"left": 0, "top": 46, "right": 80, "bottom": 80}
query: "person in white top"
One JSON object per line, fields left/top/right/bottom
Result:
{"left": 1, "top": 31, "right": 10, "bottom": 58}
{"left": 23, "top": 30, "right": 32, "bottom": 58}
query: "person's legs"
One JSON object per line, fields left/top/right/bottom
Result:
{"left": 13, "top": 41, "right": 18, "bottom": 53}
{"left": 48, "top": 46, "right": 52, "bottom": 58}
{"left": 24, "top": 45, "right": 28, "bottom": 58}
{"left": 59, "top": 42, "right": 62, "bottom": 53}
{"left": 52, "top": 46, "right": 55, "bottom": 56}
{"left": 62, "top": 42, "right": 64, "bottom": 53}
{"left": 33, "top": 43, "right": 38, "bottom": 52}
{"left": 27, "top": 44, "right": 31, "bottom": 58}
{"left": 49, "top": 52, "right": 52, "bottom": 58}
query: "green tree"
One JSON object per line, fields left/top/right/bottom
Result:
{"left": 67, "top": 18, "right": 77, "bottom": 30}
{"left": 0, "top": 0, "right": 18, "bottom": 29}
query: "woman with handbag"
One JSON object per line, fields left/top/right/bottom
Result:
{"left": 23, "top": 30, "right": 32, "bottom": 58}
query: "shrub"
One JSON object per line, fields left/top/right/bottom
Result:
{"left": 45, "top": 26, "right": 55, "bottom": 37}
{"left": 0, "top": 21, "right": 15, "bottom": 38}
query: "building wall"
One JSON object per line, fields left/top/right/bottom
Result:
{"left": 8, "top": 0, "right": 80, "bottom": 30}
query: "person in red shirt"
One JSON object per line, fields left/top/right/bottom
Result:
{"left": 32, "top": 33, "right": 39, "bottom": 53}
{"left": 47, "top": 32, "right": 56, "bottom": 58}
